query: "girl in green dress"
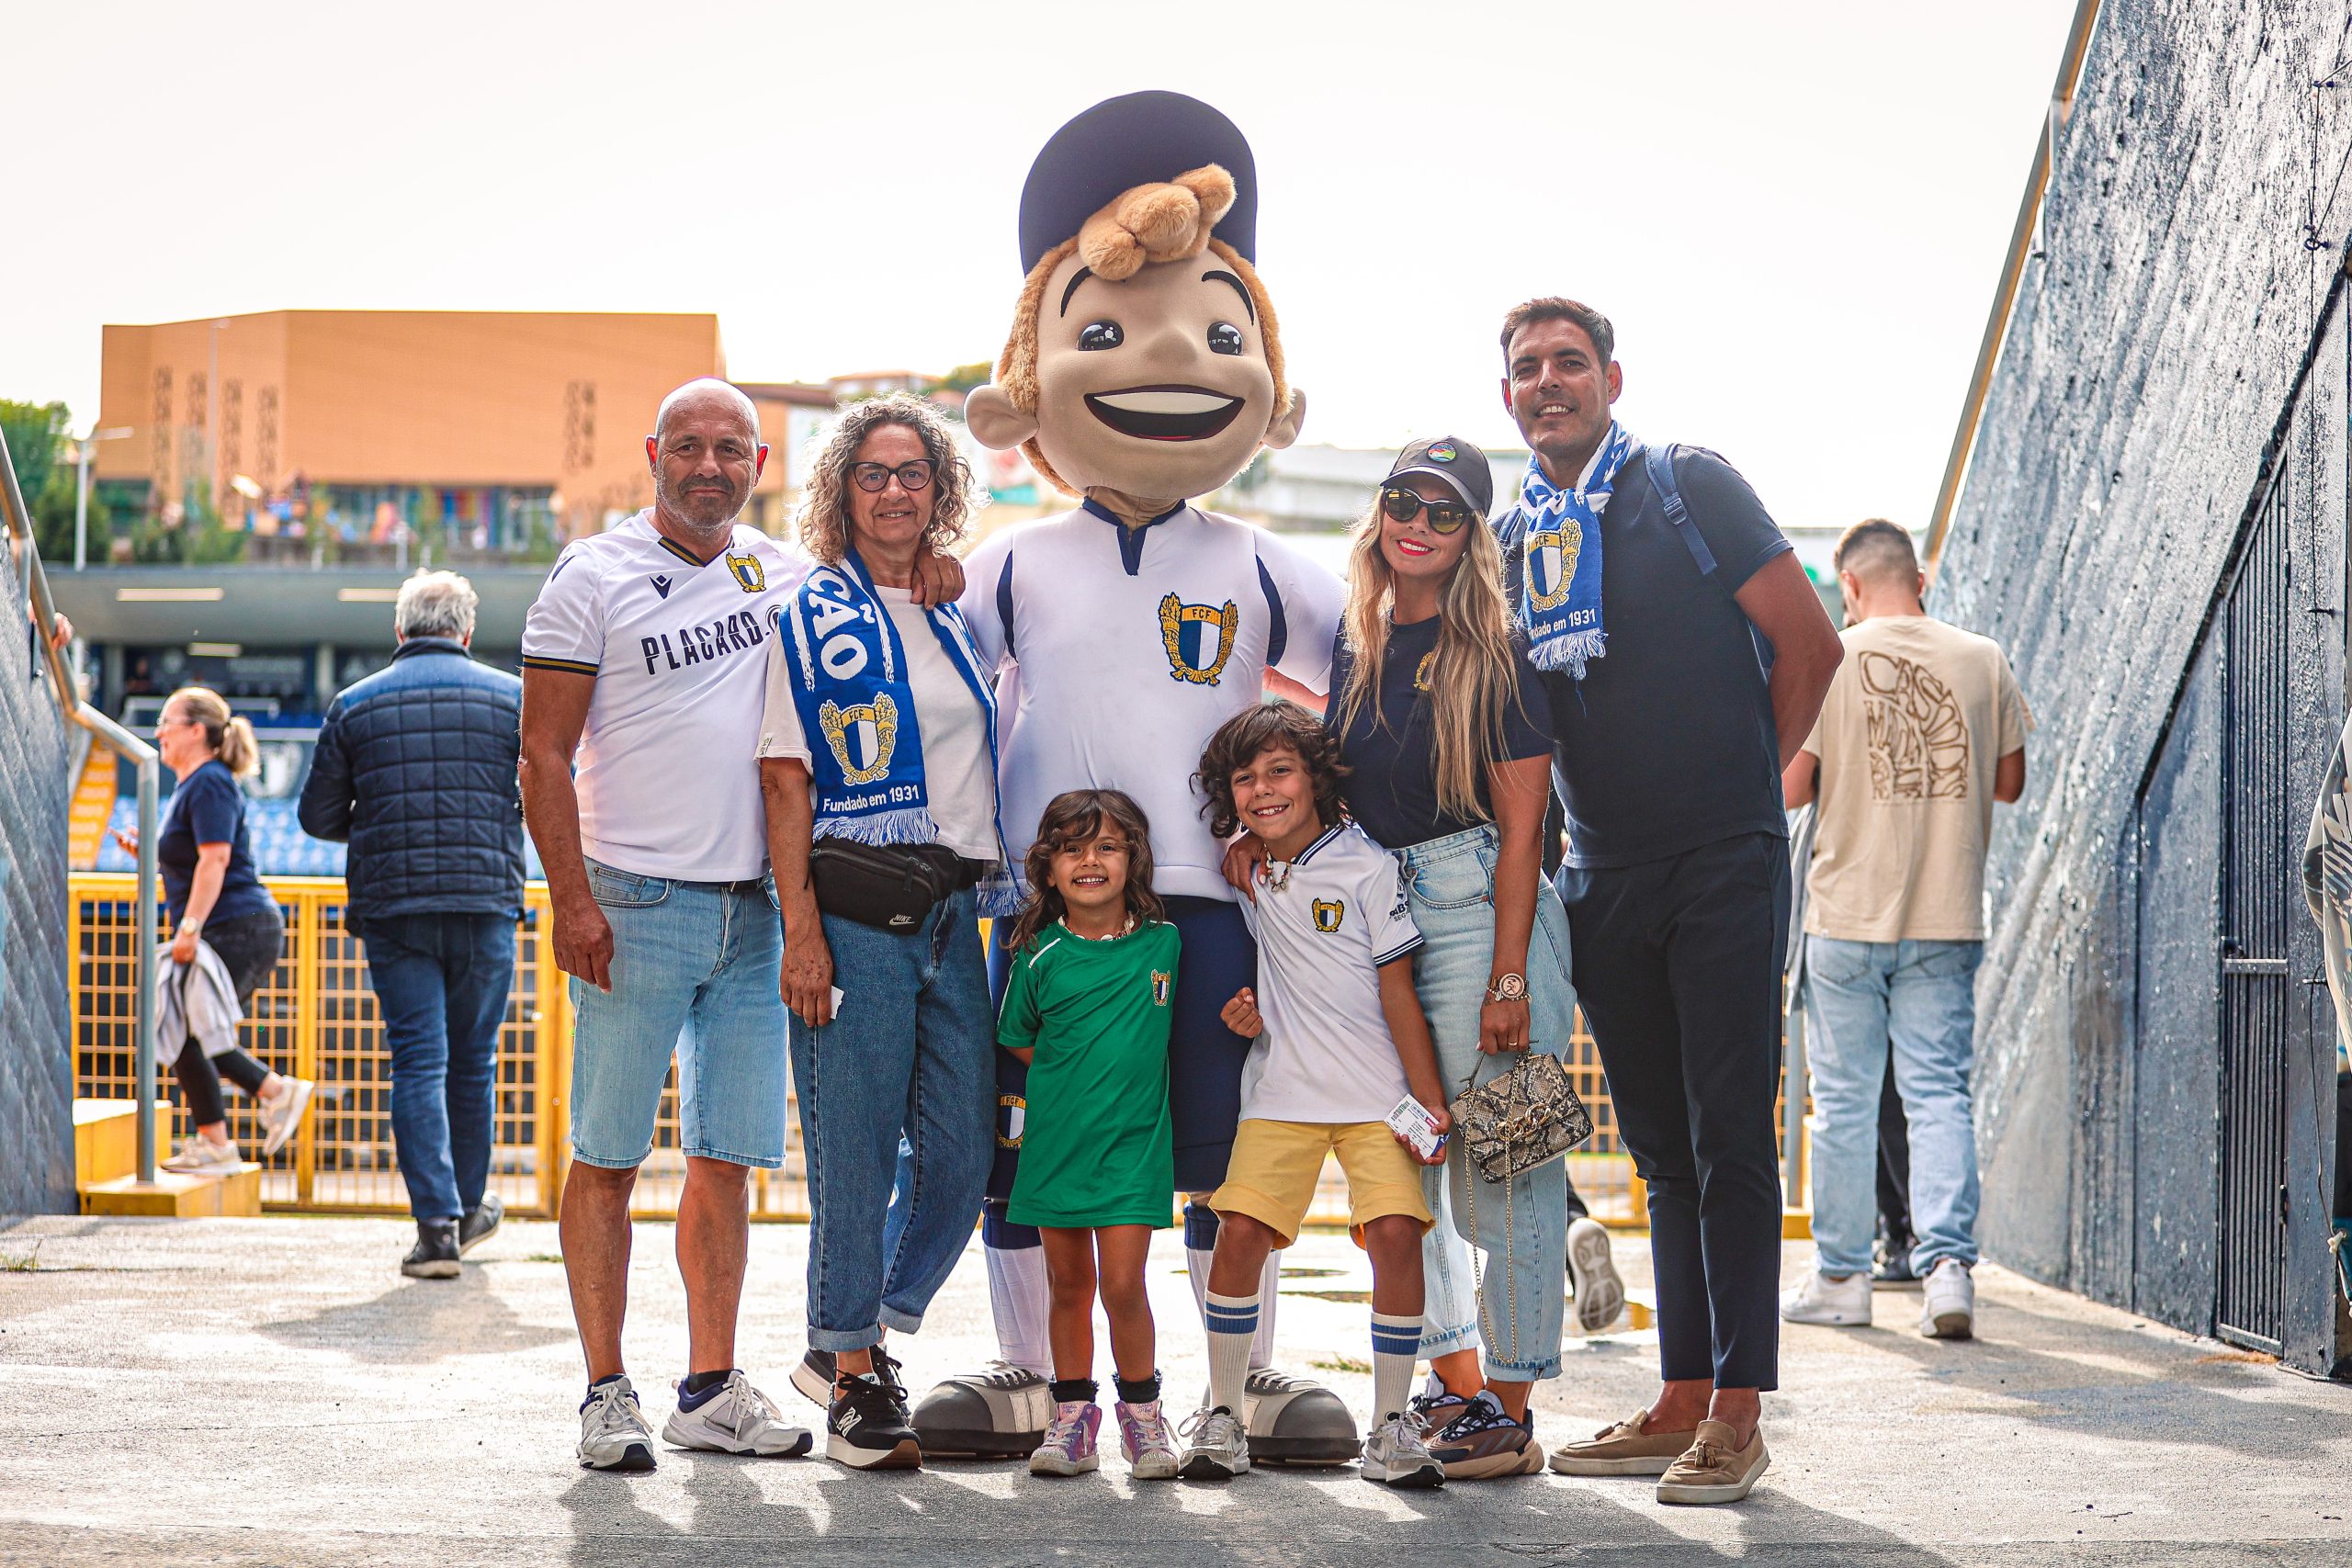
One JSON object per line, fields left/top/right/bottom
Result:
{"left": 998, "top": 790, "right": 1182, "bottom": 1480}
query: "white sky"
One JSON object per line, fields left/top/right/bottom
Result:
{"left": 3, "top": 0, "right": 2078, "bottom": 536}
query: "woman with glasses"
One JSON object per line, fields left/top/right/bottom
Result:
{"left": 1324, "top": 438, "right": 1607, "bottom": 1477}
{"left": 114, "top": 685, "right": 315, "bottom": 1172}
{"left": 757, "top": 392, "right": 1014, "bottom": 1471}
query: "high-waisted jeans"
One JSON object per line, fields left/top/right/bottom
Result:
{"left": 1400, "top": 824, "right": 1575, "bottom": 1382}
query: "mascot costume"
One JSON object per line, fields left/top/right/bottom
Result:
{"left": 910, "top": 90, "right": 1359, "bottom": 1464}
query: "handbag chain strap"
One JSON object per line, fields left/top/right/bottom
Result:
{"left": 1459, "top": 1070, "right": 1521, "bottom": 1368}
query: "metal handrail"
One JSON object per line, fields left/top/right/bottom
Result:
{"left": 0, "top": 430, "right": 164, "bottom": 1182}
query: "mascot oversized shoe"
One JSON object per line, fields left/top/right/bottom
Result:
{"left": 911, "top": 1362, "right": 1053, "bottom": 1459}
{"left": 1240, "top": 1368, "right": 1360, "bottom": 1465}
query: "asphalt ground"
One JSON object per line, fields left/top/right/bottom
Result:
{"left": 0, "top": 1214, "right": 2345, "bottom": 1566}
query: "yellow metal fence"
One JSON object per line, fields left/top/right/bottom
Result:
{"left": 69, "top": 874, "right": 1794, "bottom": 1225}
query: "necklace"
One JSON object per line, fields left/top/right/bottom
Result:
{"left": 1262, "top": 858, "right": 1295, "bottom": 893}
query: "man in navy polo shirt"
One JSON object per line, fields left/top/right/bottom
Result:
{"left": 1497, "top": 298, "right": 1842, "bottom": 1506}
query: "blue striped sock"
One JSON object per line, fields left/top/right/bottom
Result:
{"left": 1204, "top": 1290, "right": 1259, "bottom": 1416}
{"left": 1370, "top": 1313, "right": 1422, "bottom": 1422}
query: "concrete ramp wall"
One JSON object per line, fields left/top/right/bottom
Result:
{"left": 0, "top": 545, "right": 75, "bottom": 1214}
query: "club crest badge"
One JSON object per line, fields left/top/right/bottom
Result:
{"left": 1312, "top": 898, "right": 1345, "bottom": 933}
{"left": 818, "top": 693, "right": 898, "bottom": 785}
{"left": 727, "top": 550, "right": 766, "bottom": 593}
{"left": 1526, "top": 519, "right": 1581, "bottom": 613}
{"left": 997, "top": 1092, "right": 1025, "bottom": 1149}
{"left": 1150, "top": 970, "right": 1172, "bottom": 1007}
{"left": 1158, "top": 593, "right": 1239, "bottom": 685}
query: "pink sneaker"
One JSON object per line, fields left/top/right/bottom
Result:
{"left": 1027, "top": 1400, "right": 1100, "bottom": 1476}
{"left": 1116, "top": 1399, "right": 1179, "bottom": 1480}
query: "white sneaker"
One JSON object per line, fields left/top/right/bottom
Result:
{"left": 662, "top": 1371, "right": 813, "bottom": 1457}
{"left": 1919, "top": 1258, "right": 1975, "bottom": 1339}
{"left": 1780, "top": 1269, "right": 1871, "bottom": 1326}
{"left": 161, "top": 1136, "right": 243, "bottom": 1174}
{"left": 1360, "top": 1413, "right": 1445, "bottom": 1488}
{"left": 1567, "top": 1216, "right": 1625, "bottom": 1332}
{"left": 579, "top": 1376, "right": 656, "bottom": 1472}
{"left": 1176, "top": 1404, "right": 1250, "bottom": 1480}
{"left": 256, "top": 1076, "right": 314, "bottom": 1157}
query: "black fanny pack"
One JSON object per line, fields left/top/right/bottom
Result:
{"left": 808, "top": 839, "right": 976, "bottom": 931}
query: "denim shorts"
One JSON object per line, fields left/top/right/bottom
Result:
{"left": 569, "top": 858, "right": 788, "bottom": 1169}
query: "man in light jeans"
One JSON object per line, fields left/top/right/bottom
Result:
{"left": 1781, "top": 519, "right": 2031, "bottom": 1339}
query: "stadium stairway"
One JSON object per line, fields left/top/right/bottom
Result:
{"left": 74, "top": 1099, "right": 261, "bottom": 1217}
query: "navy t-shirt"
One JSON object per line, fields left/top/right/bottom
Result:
{"left": 1327, "top": 616, "right": 1555, "bottom": 851}
{"left": 157, "top": 760, "right": 277, "bottom": 927}
{"left": 1498, "top": 445, "right": 1793, "bottom": 870}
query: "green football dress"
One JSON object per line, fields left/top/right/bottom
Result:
{"left": 1000, "top": 919, "right": 1181, "bottom": 1229}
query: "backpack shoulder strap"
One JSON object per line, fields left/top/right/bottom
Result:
{"left": 1643, "top": 442, "right": 1717, "bottom": 578}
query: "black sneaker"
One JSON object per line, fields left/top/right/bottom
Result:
{"left": 789, "top": 1348, "right": 838, "bottom": 1409}
{"left": 1872, "top": 1232, "right": 1921, "bottom": 1285}
{"left": 827, "top": 1371, "right": 922, "bottom": 1470}
{"left": 458, "top": 1193, "right": 504, "bottom": 1257}
{"left": 401, "top": 1220, "right": 460, "bottom": 1280}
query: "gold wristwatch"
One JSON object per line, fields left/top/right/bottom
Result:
{"left": 1486, "top": 972, "right": 1527, "bottom": 1003}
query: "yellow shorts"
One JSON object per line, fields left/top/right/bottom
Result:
{"left": 1209, "top": 1118, "right": 1433, "bottom": 1248}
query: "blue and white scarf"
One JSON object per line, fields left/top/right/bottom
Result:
{"left": 1510, "top": 420, "right": 1637, "bottom": 679}
{"left": 780, "top": 549, "right": 1021, "bottom": 917}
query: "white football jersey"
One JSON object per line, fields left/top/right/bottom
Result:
{"left": 957, "top": 502, "right": 1343, "bottom": 900}
{"left": 1236, "top": 820, "right": 1425, "bottom": 1123}
{"left": 522, "top": 510, "right": 810, "bottom": 881}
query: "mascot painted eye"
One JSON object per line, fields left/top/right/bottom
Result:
{"left": 1079, "top": 321, "right": 1124, "bottom": 351}
{"left": 1206, "top": 321, "right": 1245, "bottom": 355}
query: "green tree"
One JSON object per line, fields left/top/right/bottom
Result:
{"left": 0, "top": 399, "right": 70, "bottom": 524}
{"left": 30, "top": 465, "right": 105, "bottom": 564}
{"left": 938, "top": 361, "right": 993, "bottom": 393}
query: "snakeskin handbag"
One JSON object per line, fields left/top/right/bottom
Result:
{"left": 1446, "top": 1051, "right": 1594, "bottom": 1185}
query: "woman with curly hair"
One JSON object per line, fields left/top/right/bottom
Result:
{"left": 756, "top": 392, "right": 1012, "bottom": 1471}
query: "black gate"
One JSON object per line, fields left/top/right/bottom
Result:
{"left": 2217, "top": 478, "right": 2292, "bottom": 1353}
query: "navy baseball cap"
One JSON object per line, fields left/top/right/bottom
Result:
{"left": 1385, "top": 436, "right": 1493, "bottom": 515}
{"left": 1017, "top": 91, "right": 1258, "bottom": 274}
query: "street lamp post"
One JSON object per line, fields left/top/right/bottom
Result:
{"left": 74, "top": 426, "right": 132, "bottom": 570}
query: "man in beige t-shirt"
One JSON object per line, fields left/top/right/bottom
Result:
{"left": 1778, "top": 519, "right": 2031, "bottom": 1343}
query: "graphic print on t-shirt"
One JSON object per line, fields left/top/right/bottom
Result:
{"left": 1860, "top": 650, "right": 1969, "bottom": 801}
{"left": 1159, "top": 593, "right": 1239, "bottom": 684}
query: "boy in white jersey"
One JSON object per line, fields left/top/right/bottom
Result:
{"left": 1174, "top": 701, "right": 1451, "bottom": 1488}
{"left": 916, "top": 90, "right": 1355, "bottom": 1463}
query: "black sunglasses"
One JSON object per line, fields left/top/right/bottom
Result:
{"left": 1380, "top": 487, "right": 1475, "bottom": 535}
{"left": 852, "top": 459, "right": 935, "bottom": 493}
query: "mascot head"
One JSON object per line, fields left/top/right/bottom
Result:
{"left": 965, "top": 91, "right": 1305, "bottom": 503}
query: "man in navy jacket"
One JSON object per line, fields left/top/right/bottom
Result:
{"left": 300, "top": 570, "right": 524, "bottom": 1280}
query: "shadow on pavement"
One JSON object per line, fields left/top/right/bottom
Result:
{"left": 259, "top": 1269, "right": 571, "bottom": 1361}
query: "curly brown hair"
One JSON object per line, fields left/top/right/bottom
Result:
{"left": 1004, "top": 789, "right": 1167, "bottom": 953}
{"left": 793, "top": 392, "right": 981, "bottom": 566}
{"left": 1194, "top": 699, "right": 1348, "bottom": 842}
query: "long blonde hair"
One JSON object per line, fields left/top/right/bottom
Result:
{"left": 166, "top": 685, "right": 258, "bottom": 777}
{"left": 1336, "top": 497, "right": 1524, "bottom": 823}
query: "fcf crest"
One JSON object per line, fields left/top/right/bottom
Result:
{"left": 1158, "top": 593, "right": 1239, "bottom": 685}
{"left": 1150, "top": 970, "right": 1172, "bottom": 1007}
{"left": 997, "top": 1092, "right": 1025, "bottom": 1149}
{"left": 727, "top": 550, "right": 766, "bottom": 593}
{"left": 818, "top": 693, "right": 898, "bottom": 785}
{"left": 1526, "top": 519, "right": 1581, "bottom": 613}
{"left": 1312, "top": 898, "right": 1345, "bottom": 933}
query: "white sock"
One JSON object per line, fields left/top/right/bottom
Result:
{"left": 1370, "top": 1313, "right": 1422, "bottom": 1422}
{"left": 1204, "top": 1290, "right": 1260, "bottom": 1417}
{"left": 1251, "top": 1249, "right": 1283, "bottom": 1371}
{"left": 986, "top": 1240, "right": 1054, "bottom": 1378}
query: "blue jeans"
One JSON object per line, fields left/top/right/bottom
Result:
{"left": 1803, "top": 935, "right": 1983, "bottom": 1277}
{"left": 569, "top": 860, "right": 788, "bottom": 1168}
{"left": 1400, "top": 825, "right": 1575, "bottom": 1382}
{"left": 790, "top": 888, "right": 995, "bottom": 1350}
{"left": 362, "top": 912, "right": 515, "bottom": 1222}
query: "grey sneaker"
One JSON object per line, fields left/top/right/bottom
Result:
{"left": 662, "top": 1371, "right": 812, "bottom": 1458}
{"left": 578, "top": 1376, "right": 656, "bottom": 1472}
{"left": 1566, "top": 1216, "right": 1625, "bottom": 1332}
{"left": 162, "top": 1136, "right": 243, "bottom": 1175}
{"left": 1360, "top": 1412, "right": 1445, "bottom": 1488}
{"left": 1176, "top": 1404, "right": 1250, "bottom": 1480}
{"left": 256, "top": 1075, "right": 314, "bottom": 1157}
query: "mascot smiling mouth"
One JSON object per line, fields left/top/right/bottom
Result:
{"left": 1083, "top": 386, "right": 1246, "bottom": 442}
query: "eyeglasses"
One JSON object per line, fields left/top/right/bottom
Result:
{"left": 851, "top": 460, "right": 935, "bottom": 494}
{"left": 1380, "top": 487, "right": 1475, "bottom": 535}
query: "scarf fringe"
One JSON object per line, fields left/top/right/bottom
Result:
{"left": 1525, "top": 628, "right": 1607, "bottom": 679}
{"left": 812, "top": 807, "right": 940, "bottom": 847}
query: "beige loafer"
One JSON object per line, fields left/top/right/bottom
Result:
{"left": 1546, "top": 1407, "right": 1698, "bottom": 1476}
{"left": 1655, "top": 1418, "right": 1769, "bottom": 1505}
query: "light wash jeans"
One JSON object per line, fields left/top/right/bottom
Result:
{"left": 1399, "top": 824, "right": 1574, "bottom": 1382}
{"left": 789, "top": 887, "right": 995, "bottom": 1351}
{"left": 569, "top": 861, "right": 786, "bottom": 1168}
{"left": 1803, "top": 935, "right": 1984, "bottom": 1277}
